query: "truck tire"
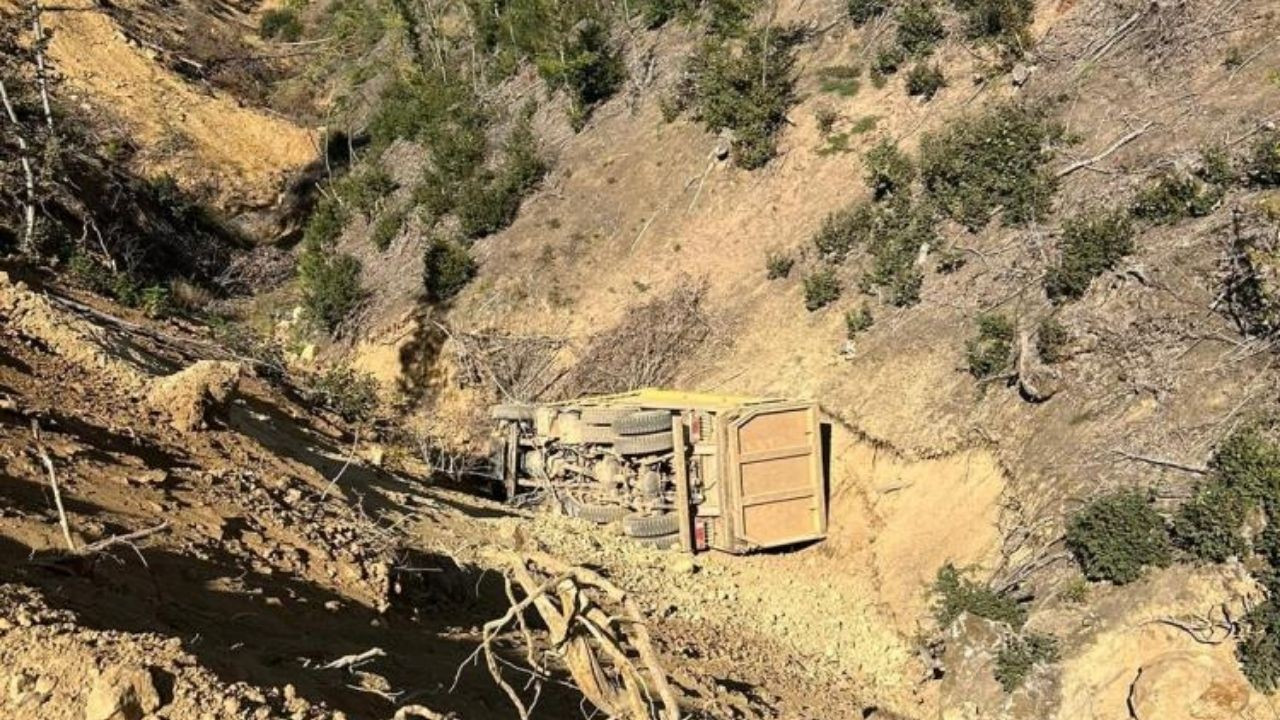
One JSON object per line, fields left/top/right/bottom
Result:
{"left": 491, "top": 404, "right": 536, "bottom": 421}
{"left": 613, "top": 410, "right": 674, "bottom": 436}
{"left": 580, "top": 407, "right": 634, "bottom": 426}
{"left": 631, "top": 532, "right": 679, "bottom": 550}
{"left": 622, "top": 512, "right": 681, "bottom": 538}
{"left": 615, "top": 431, "right": 675, "bottom": 456}
{"left": 563, "top": 497, "right": 628, "bottom": 524}
{"left": 577, "top": 424, "right": 619, "bottom": 445}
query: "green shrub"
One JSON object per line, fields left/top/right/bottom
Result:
{"left": 1247, "top": 130, "right": 1280, "bottom": 187}
{"left": 873, "top": 46, "right": 906, "bottom": 77}
{"left": 845, "top": 304, "right": 874, "bottom": 336}
{"left": 1044, "top": 207, "right": 1135, "bottom": 301}
{"left": 310, "top": 366, "right": 380, "bottom": 424}
{"left": 994, "top": 633, "right": 1060, "bottom": 692}
{"left": 817, "top": 65, "right": 862, "bottom": 97}
{"left": 259, "top": 7, "right": 303, "bottom": 41}
{"left": 803, "top": 267, "right": 841, "bottom": 310}
{"left": 371, "top": 208, "right": 405, "bottom": 250}
{"left": 1210, "top": 424, "right": 1280, "bottom": 505}
{"left": 640, "top": 0, "right": 697, "bottom": 28}
{"left": 1240, "top": 600, "right": 1280, "bottom": 692}
{"left": 865, "top": 139, "right": 916, "bottom": 200}
{"left": 423, "top": 234, "right": 476, "bottom": 302}
{"left": 298, "top": 243, "right": 364, "bottom": 331}
{"left": 1132, "top": 172, "right": 1221, "bottom": 224}
{"left": 920, "top": 102, "right": 1063, "bottom": 229}
{"left": 864, "top": 194, "right": 934, "bottom": 306}
{"left": 815, "top": 106, "right": 840, "bottom": 136}
{"left": 848, "top": 0, "right": 889, "bottom": 24}
{"left": 1199, "top": 144, "right": 1237, "bottom": 187}
{"left": 850, "top": 115, "right": 879, "bottom": 134}
{"left": 536, "top": 19, "right": 625, "bottom": 128}
{"left": 1035, "top": 316, "right": 1068, "bottom": 363}
{"left": 1171, "top": 481, "right": 1249, "bottom": 563}
{"left": 896, "top": 0, "right": 945, "bottom": 56}
{"left": 139, "top": 285, "right": 171, "bottom": 319}
{"left": 814, "top": 202, "right": 877, "bottom": 260}
{"left": 766, "top": 250, "right": 795, "bottom": 279}
{"left": 966, "top": 312, "right": 1015, "bottom": 379}
{"left": 707, "top": 0, "right": 758, "bottom": 36}
{"left": 932, "top": 563, "right": 1027, "bottom": 628}
{"left": 336, "top": 164, "right": 396, "bottom": 219}
{"left": 682, "top": 29, "right": 800, "bottom": 169}
{"left": 950, "top": 0, "right": 1034, "bottom": 49}
{"left": 1066, "top": 489, "right": 1171, "bottom": 585}
{"left": 905, "top": 62, "right": 946, "bottom": 99}
{"left": 814, "top": 194, "right": 935, "bottom": 305}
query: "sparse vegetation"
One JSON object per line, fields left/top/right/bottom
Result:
{"left": 920, "top": 103, "right": 1063, "bottom": 229}
{"left": 994, "top": 633, "right": 1060, "bottom": 692}
{"left": 1035, "top": 316, "right": 1068, "bottom": 363}
{"left": 259, "top": 7, "right": 303, "bottom": 42}
{"left": 865, "top": 139, "right": 916, "bottom": 200}
{"left": 896, "top": 0, "right": 945, "bottom": 56}
{"left": 1132, "top": 171, "right": 1222, "bottom": 224}
{"left": 932, "top": 563, "right": 1026, "bottom": 628}
{"left": 766, "top": 250, "right": 796, "bottom": 279}
{"left": 816, "top": 65, "right": 862, "bottom": 97}
{"left": 845, "top": 304, "right": 874, "bottom": 336}
{"left": 310, "top": 366, "right": 381, "bottom": 424}
{"left": 815, "top": 105, "right": 840, "bottom": 135}
{"left": 1247, "top": 129, "right": 1280, "bottom": 187}
{"left": 951, "top": 0, "right": 1035, "bottom": 52}
{"left": 814, "top": 202, "right": 877, "bottom": 261}
{"left": 966, "top": 312, "right": 1015, "bottom": 379}
{"left": 1044, "top": 207, "right": 1135, "bottom": 301}
{"left": 905, "top": 62, "right": 946, "bottom": 99}
{"left": 803, "top": 267, "right": 842, "bottom": 310}
{"left": 1066, "top": 489, "right": 1171, "bottom": 585}
{"left": 847, "top": 0, "right": 889, "bottom": 24}
{"left": 872, "top": 46, "right": 905, "bottom": 79}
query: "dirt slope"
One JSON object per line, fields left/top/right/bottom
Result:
{"left": 2, "top": 0, "right": 315, "bottom": 211}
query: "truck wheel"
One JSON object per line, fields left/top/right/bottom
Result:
{"left": 615, "top": 431, "right": 675, "bottom": 456}
{"left": 577, "top": 424, "right": 619, "bottom": 445}
{"left": 563, "top": 497, "right": 628, "bottom": 524}
{"left": 580, "top": 407, "right": 634, "bottom": 425}
{"left": 631, "top": 532, "right": 679, "bottom": 550}
{"left": 491, "top": 404, "right": 536, "bottom": 421}
{"left": 622, "top": 512, "right": 681, "bottom": 538}
{"left": 613, "top": 410, "right": 674, "bottom": 436}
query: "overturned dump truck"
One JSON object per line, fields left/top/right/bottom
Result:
{"left": 490, "top": 389, "right": 827, "bottom": 554}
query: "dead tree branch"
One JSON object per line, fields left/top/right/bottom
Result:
{"left": 457, "top": 552, "right": 680, "bottom": 720}
{"left": 1112, "top": 449, "right": 1208, "bottom": 475}
{"left": 30, "top": 419, "right": 75, "bottom": 552}
{"left": 1056, "top": 121, "right": 1154, "bottom": 178}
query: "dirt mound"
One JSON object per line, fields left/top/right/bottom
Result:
{"left": 0, "top": 272, "right": 149, "bottom": 392}
{"left": 146, "top": 360, "right": 243, "bottom": 432}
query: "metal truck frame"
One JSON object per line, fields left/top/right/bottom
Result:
{"left": 490, "top": 389, "right": 828, "bottom": 554}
